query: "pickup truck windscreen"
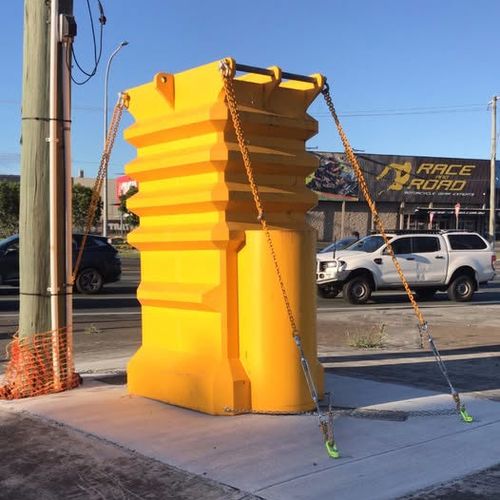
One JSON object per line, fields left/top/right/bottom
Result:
{"left": 348, "top": 235, "right": 388, "bottom": 253}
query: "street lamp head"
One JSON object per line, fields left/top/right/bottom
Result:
{"left": 120, "top": 41, "right": 129, "bottom": 47}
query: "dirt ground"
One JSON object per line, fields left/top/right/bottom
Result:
{"left": 317, "top": 302, "right": 500, "bottom": 402}
{"left": 0, "top": 407, "right": 258, "bottom": 500}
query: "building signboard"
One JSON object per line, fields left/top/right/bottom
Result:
{"left": 307, "top": 152, "right": 491, "bottom": 205}
{"left": 115, "top": 175, "right": 138, "bottom": 202}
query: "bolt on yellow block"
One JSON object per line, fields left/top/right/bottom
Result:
{"left": 124, "top": 58, "right": 324, "bottom": 415}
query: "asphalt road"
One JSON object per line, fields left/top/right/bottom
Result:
{"left": 1, "top": 256, "right": 500, "bottom": 498}
{"left": 1, "top": 256, "right": 499, "bottom": 378}
{"left": 0, "top": 257, "right": 141, "bottom": 375}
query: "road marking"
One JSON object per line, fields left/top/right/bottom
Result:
{"left": 0, "top": 294, "right": 138, "bottom": 301}
{"left": 317, "top": 301, "right": 500, "bottom": 313}
{"left": 1, "top": 311, "right": 141, "bottom": 318}
{"left": 320, "top": 351, "right": 500, "bottom": 367}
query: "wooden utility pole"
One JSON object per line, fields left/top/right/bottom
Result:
{"left": 19, "top": 0, "right": 74, "bottom": 341}
{"left": 19, "top": 1, "right": 52, "bottom": 338}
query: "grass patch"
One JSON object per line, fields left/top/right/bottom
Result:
{"left": 85, "top": 324, "right": 102, "bottom": 335}
{"left": 346, "top": 323, "right": 386, "bottom": 349}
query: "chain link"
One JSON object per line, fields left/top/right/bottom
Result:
{"left": 321, "top": 87, "right": 426, "bottom": 333}
{"left": 224, "top": 405, "right": 458, "bottom": 419}
{"left": 72, "top": 93, "right": 129, "bottom": 283}
{"left": 321, "top": 84, "right": 472, "bottom": 424}
{"left": 219, "top": 60, "right": 338, "bottom": 457}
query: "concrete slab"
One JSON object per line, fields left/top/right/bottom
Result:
{"left": 2, "top": 373, "right": 499, "bottom": 499}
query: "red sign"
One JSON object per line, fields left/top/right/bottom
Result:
{"left": 115, "top": 175, "right": 138, "bottom": 202}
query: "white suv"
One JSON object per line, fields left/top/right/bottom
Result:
{"left": 316, "top": 231, "right": 496, "bottom": 304}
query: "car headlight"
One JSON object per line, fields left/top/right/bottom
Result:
{"left": 325, "top": 261, "right": 338, "bottom": 268}
{"left": 337, "top": 260, "right": 347, "bottom": 271}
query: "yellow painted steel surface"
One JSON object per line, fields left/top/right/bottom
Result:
{"left": 124, "top": 59, "right": 324, "bottom": 414}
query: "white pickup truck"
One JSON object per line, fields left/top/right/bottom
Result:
{"left": 316, "top": 231, "right": 496, "bottom": 304}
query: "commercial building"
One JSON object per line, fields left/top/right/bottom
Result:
{"left": 0, "top": 172, "right": 137, "bottom": 235}
{"left": 3, "top": 153, "right": 499, "bottom": 240}
{"left": 307, "top": 152, "right": 500, "bottom": 242}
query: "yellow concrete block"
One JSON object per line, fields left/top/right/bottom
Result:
{"left": 125, "top": 59, "right": 324, "bottom": 415}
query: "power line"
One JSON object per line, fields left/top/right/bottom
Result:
{"left": 312, "top": 104, "right": 486, "bottom": 118}
{"left": 0, "top": 100, "right": 489, "bottom": 117}
{"left": 69, "top": 0, "right": 106, "bottom": 85}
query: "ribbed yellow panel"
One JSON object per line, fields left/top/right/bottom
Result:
{"left": 124, "top": 59, "right": 323, "bottom": 415}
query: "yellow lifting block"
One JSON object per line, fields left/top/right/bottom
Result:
{"left": 124, "top": 58, "right": 324, "bottom": 415}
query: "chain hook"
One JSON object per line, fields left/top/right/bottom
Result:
{"left": 119, "top": 92, "right": 130, "bottom": 109}
{"left": 219, "top": 59, "right": 232, "bottom": 78}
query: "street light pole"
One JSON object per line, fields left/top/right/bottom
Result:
{"left": 103, "top": 40, "right": 128, "bottom": 237}
{"left": 489, "top": 96, "right": 498, "bottom": 245}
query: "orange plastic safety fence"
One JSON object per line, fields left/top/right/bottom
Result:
{"left": 0, "top": 329, "right": 80, "bottom": 400}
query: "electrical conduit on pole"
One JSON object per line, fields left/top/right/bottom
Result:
{"left": 49, "top": 0, "right": 61, "bottom": 389}
{"left": 61, "top": 17, "right": 74, "bottom": 385}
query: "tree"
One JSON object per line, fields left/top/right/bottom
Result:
{"left": 72, "top": 183, "right": 102, "bottom": 232}
{"left": 0, "top": 181, "right": 20, "bottom": 238}
{"left": 0, "top": 181, "right": 103, "bottom": 237}
{"left": 118, "top": 185, "right": 139, "bottom": 227}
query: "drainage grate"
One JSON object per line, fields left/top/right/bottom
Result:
{"left": 95, "top": 373, "right": 127, "bottom": 385}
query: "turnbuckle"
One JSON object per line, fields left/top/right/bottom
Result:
{"left": 320, "top": 416, "right": 340, "bottom": 459}
{"left": 453, "top": 392, "right": 473, "bottom": 423}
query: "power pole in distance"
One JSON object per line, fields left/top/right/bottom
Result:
{"left": 490, "top": 96, "right": 498, "bottom": 245}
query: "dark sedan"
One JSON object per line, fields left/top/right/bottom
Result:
{"left": 0, "top": 234, "right": 121, "bottom": 294}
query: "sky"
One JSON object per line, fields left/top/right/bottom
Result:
{"left": 1, "top": 0, "right": 500, "bottom": 179}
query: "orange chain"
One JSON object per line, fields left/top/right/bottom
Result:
{"left": 219, "top": 61, "right": 339, "bottom": 456}
{"left": 321, "top": 85, "right": 426, "bottom": 341}
{"left": 219, "top": 62, "right": 298, "bottom": 335}
{"left": 72, "top": 93, "right": 129, "bottom": 283}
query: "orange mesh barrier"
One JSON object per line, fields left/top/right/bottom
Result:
{"left": 0, "top": 96, "right": 127, "bottom": 401}
{"left": 0, "top": 329, "right": 80, "bottom": 400}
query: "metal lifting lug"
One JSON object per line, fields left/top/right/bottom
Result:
{"left": 321, "top": 81, "right": 330, "bottom": 95}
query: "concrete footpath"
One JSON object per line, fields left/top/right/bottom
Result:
{"left": 1, "top": 371, "right": 500, "bottom": 499}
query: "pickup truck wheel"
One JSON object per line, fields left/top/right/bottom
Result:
{"left": 343, "top": 276, "right": 372, "bottom": 304}
{"left": 318, "top": 285, "right": 340, "bottom": 299}
{"left": 447, "top": 275, "right": 475, "bottom": 302}
{"left": 414, "top": 288, "right": 437, "bottom": 300}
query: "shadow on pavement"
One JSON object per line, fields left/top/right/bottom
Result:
{"left": 324, "top": 346, "right": 500, "bottom": 402}
{"left": 368, "top": 290, "right": 500, "bottom": 306}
